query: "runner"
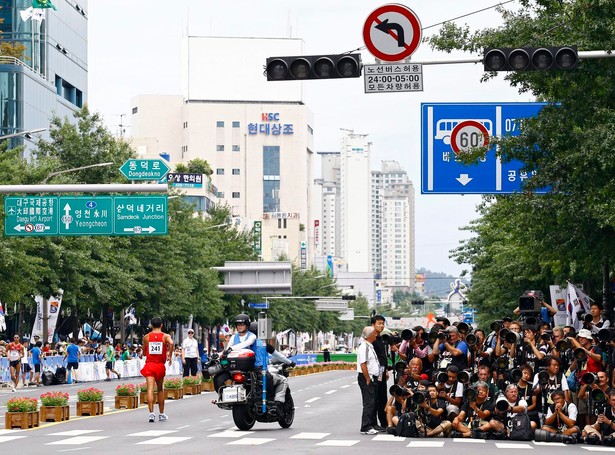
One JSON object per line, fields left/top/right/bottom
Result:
{"left": 7, "top": 335, "right": 23, "bottom": 392}
{"left": 140, "top": 317, "right": 174, "bottom": 423}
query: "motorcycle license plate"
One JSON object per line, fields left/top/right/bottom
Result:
{"left": 222, "top": 386, "right": 246, "bottom": 402}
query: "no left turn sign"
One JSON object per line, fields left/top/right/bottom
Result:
{"left": 450, "top": 120, "right": 490, "bottom": 155}
{"left": 363, "top": 4, "right": 422, "bottom": 62}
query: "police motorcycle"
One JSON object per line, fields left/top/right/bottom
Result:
{"left": 203, "top": 316, "right": 295, "bottom": 430}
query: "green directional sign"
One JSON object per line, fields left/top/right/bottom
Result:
{"left": 4, "top": 196, "right": 59, "bottom": 236}
{"left": 4, "top": 196, "right": 168, "bottom": 237}
{"left": 59, "top": 196, "right": 114, "bottom": 235}
{"left": 120, "top": 159, "right": 170, "bottom": 181}
{"left": 114, "top": 196, "right": 168, "bottom": 235}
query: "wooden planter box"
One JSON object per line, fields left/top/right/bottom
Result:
{"left": 115, "top": 395, "right": 138, "bottom": 409}
{"left": 165, "top": 388, "right": 184, "bottom": 400}
{"left": 183, "top": 383, "right": 202, "bottom": 395}
{"left": 40, "top": 405, "right": 70, "bottom": 422}
{"left": 77, "top": 401, "right": 104, "bottom": 416}
{"left": 140, "top": 391, "right": 158, "bottom": 405}
{"left": 201, "top": 381, "right": 215, "bottom": 392}
{"left": 5, "top": 411, "right": 40, "bottom": 429}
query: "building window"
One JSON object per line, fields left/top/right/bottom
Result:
{"left": 216, "top": 168, "right": 224, "bottom": 175}
{"left": 183, "top": 121, "right": 188, "bottom": 128}
{"left": 132, "top": 107, "right": 138, "bottom": 114}
{"left": 217, "top": 192, "right": 225, "bottom": 198}
{"left": 232, "top": 169, "right": 240, "bottom": 175}
{"left": 216, "top": 121, "right": 224, "bottom": 127}
{"left": 216, "top": 145, "right": 225, "bottom": 151}
{"left": 232, "top": 121, "right": 240, "bottom": 128}
{"left": 232, "top": 192, "right": 240, "bottom": 198}
{"left": 232, "top": 145, "right": 240, "bottom": 152}
{"left": 263, "top": 145, "right": 281, "bottom": 212}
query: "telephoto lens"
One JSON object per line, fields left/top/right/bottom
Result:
{"left": 495, "top": 394, "right": 510, "bottom": 412}
{"left": 437, "top": 371, "right": 448, "bottom": 384}
{"left": 412, "top": 390, "right": 427, "bottom": 405}
{"left": 463, "top": 388, "right": 477, "bottom": 402}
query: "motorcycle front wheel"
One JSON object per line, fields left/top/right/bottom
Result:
{"left": 278, "top": 390, "right": 295, "bottom": 428}
{"left": 232, "top": 404, "right": 256, "bottom": 431}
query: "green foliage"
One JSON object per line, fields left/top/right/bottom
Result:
{"left": 428, "top": 1, "right": 615, "bottom": 325}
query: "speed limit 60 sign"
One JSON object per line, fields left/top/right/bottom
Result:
{"left": 421, "top": 102, "right": 549, "bottom": 194}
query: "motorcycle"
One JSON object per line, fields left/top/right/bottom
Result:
{"left": 203, "top": 348, "right": 295, "bottom": 430}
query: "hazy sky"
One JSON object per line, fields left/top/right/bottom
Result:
{"left": 87, "top": 0, "right": 531, "bottom": 277}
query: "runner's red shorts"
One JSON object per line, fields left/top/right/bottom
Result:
{"left": 140, "top": 362, "right": 166, "bottom": 381}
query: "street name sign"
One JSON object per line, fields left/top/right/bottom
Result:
{"left": 363, "top": 4, "right": 422, "bottom": 61}
{"left": 364, "top": 63, "right": 423, "bottom": 93}
{"left": 120, "top": 159, "right": 170, "bottom": 181}
{"left": 248, "top": 302, "right": 270, "bottom": 310}
{"left": 4, "top": 195, "right": 168, "bottom": 237}
{"left": 421, "top": 102, "right": 548, "bottom": 194}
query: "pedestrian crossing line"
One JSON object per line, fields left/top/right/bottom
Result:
{"left": 324, "top": 390, "right": 337, "bottom": 395}
{"left": 46, "top": 436, "right": 109, "bottom": 445}
{"left": 48, "top": 430, "right": 103, "bottom": 436}
{"left": 453, "top": 438, "right": 486, "bottom": 443}
{"left": 495, "top": 442, "right": 533, "bottom": 449}
{"left": 136, "top": 437, "right": 192, "bottom": 445}
{"left": 316, "top": 440, "right": 360, "bottom": 447}
{"left": 227, "top": 438, "right": 275, "bottom": 445}
{"left": 0, "top": 436, "right": 26, "bottom": 444}
{"left": 127, "top": 430, "right": 177, "bottom": 437}
{"left": 372, "top": 434, "right": 405, "bottom": 442}
{"left": 305, "top": 397, "right": 321, "bottom": 403}
{"left": 290, "top": 432, "right": 330, "bottom": 440}
{"left": 340, "top": 384, "right": 351, "bottom": 389}
{"left": 407, "top": 441, "right": 445, "bottom": 447}
{"left": 581, "top": 447, "right": 615, "bottom": 452}
{"left": 208, "top": 430, "right": 255, "bottom": 438}
{"left": 533, "top": 442, "right": 566, "bottom": 446}
{"left": 0, "top": 430, "right": 25, "bottom": 436}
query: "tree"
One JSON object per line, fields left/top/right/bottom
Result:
{"left": 427, "top": 0, "right": 615, "bottom": 325}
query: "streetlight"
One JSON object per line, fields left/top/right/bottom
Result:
{"left": 41, "top": 162, "right": 114, "bottom": 184}
{"left": 0, "top": 127, "right": 47, "bottom": 141}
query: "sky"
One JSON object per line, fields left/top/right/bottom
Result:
{"left": 87, "top": 0, "right": 532, "bottom": 277}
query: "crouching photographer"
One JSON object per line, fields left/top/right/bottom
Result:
{"left": 487, "top": 384, "right": 533, "bottom": 439}
{"left": 536, "top": 390, "right": 579, "bottom": 444}
{"left": 451, "top": 381, "right": 494, "bottom": 438}
{"left": 416, "top": 383, "right": 451, "bottom": 437}
{"left": 435, "top": 365, "right": 464, "bottom": 420}
{"left": 581, "top": 385, "right": 615, "bottom": 445}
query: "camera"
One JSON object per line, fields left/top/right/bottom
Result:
{"left": 537, "top": 369, "right": 549, "bottom": 385}
{"left": 598, "top": 328, "right": 615, "bottom": 343}
{"left": 390, "top": 384, "right": 411, "bottom": 398}
{"left": 499, "top": 328, "right": 510, "bottom": 339}
{"left": 495, "top": 393, "right": 510, "bottom": 412}
{"left": 490, "top": 320, "right": 502, "bottom": 332}
{"left": 505, "top": 331, "right": 522, "bottom": 344}
{"left": 437, "top": 331, "right": 449, "bottom": 342}
{"left": 591, "top": 388, "right": 607, "bottom": 415}
{"left": 412, "top": 390, "right": 428, "bottom": 405}
{"left": 436, "top": 371, "right": 449, "bottom": 384}
{"left": 382, "top": 333, "right": 402, "bottom": 345}
{"left": 510, "top": 368, "right": 523, "bottom": 382}
{"left": 584, "top": 313, "right": 594, "bottom": 324}
{"left": 574, "top": 347, "right": 587, "bottom": 362}
{"left": 457, "top": 370, "right": 471, "bottom": 384}
{"left": 541, "top": 331, "right": 553, "bottom": 341}
{"left": 466, "top": 334, "right": 478, "bottom": 346}
{"left": 556, "top": 339, "right": 570, "bottom": 352}
{"left": 463, "top": 387, "right": 477, "bottom": 402}
{"left": 495, "top": 356, "right": 508, "bottom": 371}
{"left": 401, "top": 329, "right": 416, "bottom": 341}
{"left": 519, "top": 290, "right": 543, "bottom": 314}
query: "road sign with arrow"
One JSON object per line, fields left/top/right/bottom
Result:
{"left": 363, "top": 4, "right": 422, "bottom": 62}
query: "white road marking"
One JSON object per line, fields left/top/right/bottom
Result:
{"left": 0, "top": 436, "right": 26, "bottom": 443}
{"left": 48, "top": 430, "right": 102, "bottom": 436}
{"left": 200, "top": 419, "right": 211, "bottom": 423}
{"left": 316, "top": 440, "right": 359, "bottom": 447}
{"left": 453, "top": 438, "right": 485, "bottom": 443}
{"left": 580, "top": 448, "right": 615, "bottom": 452}
{"left": 372, "top": 435, "right": 405, "bottom": 442}
{"left": 305, "top": 397, "right": 321, "bottom": 403}
{"left": 407, "top": 441, "right": 445, "bottom": 447}
{"left": 340, "top": 385, "right": 351, "bottom": 389}
{"left": 57, "top": 448, "right": 92, "bottom": 452}
{"left": 495, "top": 443, "right": 533, "bottom": 449}
{"left": 175, "top": 425, "right": 190, "bottom": 429}
{"left": 46, "top": 436, "right": 109, "bottom": 445}
{"left": 208, "top": 430, "right": 254, "bottom": 438}
{"left": 227, "top": 438, "right": 275, "bottom": 445}
{"left": 533, "top": 442, "right": 565, "bottom": 446}
{"left": 324, "top": 390, "right": 337, "bottom": 395}
{"left": 127, "top": 430, "right": 177, "bottom": 437}
{"left": 290, "top": 432, "right": 330, "bottom": 439}
{"left": 137, "top": 437, "right": 192, "bottom": 445}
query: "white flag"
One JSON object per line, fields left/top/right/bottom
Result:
{"left": 573, "top": 283, "right": 593, "bottom": 314}
{"left": 32, "top": 10, "right": 45, "bottom": 23}
{"left": 566, "top": 283, "right": 582, "bottom": 330}
{"left": 20, "top": 7, "right": 34, "bottom": 21}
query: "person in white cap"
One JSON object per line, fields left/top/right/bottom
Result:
{"left": 181, "top": 329, "right": 199, "bottom": 377}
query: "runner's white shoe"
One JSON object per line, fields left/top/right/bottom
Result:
{"left": 158, "top": 413, "right": 168, "bottom": 422}
{"left": 148, "top": 412, "right": 156, "bottom": 423}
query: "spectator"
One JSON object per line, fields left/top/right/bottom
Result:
{"left": 357, "top": 326, "right": 380, "bottom": 435}
{"left": 104, "top": 340, "right": 121, "bottom": 381}
{"left": 181, "top": 329, "right": 199, "bottom": 377}
{"left": 64, "top": 338, "right": 81, "bottom": 383}
{"left": 31, "top": 341, "right": 42, "bottom": 386}
{"left": 20, "top": 340, "right": 32, "bottom": 387}
{"left": 322, "top": 339, "right": 331, "bottom": 363}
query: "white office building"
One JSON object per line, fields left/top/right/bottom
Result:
{"left": 129, "top": 37, "right": 316, "bottom": 266}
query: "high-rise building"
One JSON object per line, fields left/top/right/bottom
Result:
{"left": 371, "top": 161, "right": 415, "bottom": 294}
{"left": 0, "top": 0, "right": 87, "bottom": 150}
{"left": 130, "top": 37, "right": 315, "bottom": 267}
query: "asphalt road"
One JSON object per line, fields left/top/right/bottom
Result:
{"left": 0, "top": 371, "right": 609, "bottom": 454}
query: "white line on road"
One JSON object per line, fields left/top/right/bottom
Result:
{"left": 305, "top": 397, "right": 321, "bottom": 403}
{"left": 324, "top": 390, "right": 337, "bottom": 395}
{"left": 200, "top": 419, "right": 211, "bottom": 423}
{"left": 175, "top": 425, "right": 190, "bottom": 429}
{"left": 57, "top": 448, "right": 92, "bottom": 452}
{"left": 340, "top": 385, "right": 351, "bottom": 389}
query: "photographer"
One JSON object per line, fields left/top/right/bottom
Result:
{"left": 585, "top": 302, "right": 610, "bottom": 335}
{"left": 398, "top": 357, "right": 424, "bottom": 389}
{"left": 513, "top": 294, "right": 557, "bottom": 326}
{"left": 577, "top": 371, "right": 609, "bottom": 428}
{"left": 488, "top": 384, "right": 531, "bottom": 438}
{"left": 385, "top": 383, "right": 411, "bottom": 433}
{"left": 517, "top": 325, "right": 547, "bottom": 371}
{"left": 495, "top": 321, "right": 522, "bottom": 364}
{"left": 533, "top": 355, "right": 570, "bottom": 405}
{"left": 516, "top": 364, "right": 540, "bottom": 428}
{"left": 432, "top": 326, "right": 468, "bottom": 371}
{"left": 476, "top": 364, "right": 499, "bottom": 400}
{"left": 582, "top": 388, "right": 615, "bottom": 445}
{"left": 371, "top": 315, "right": 389, "bottom": 432}
{"left": 473, "top": 329, "right": 493, "bottom": 368}
{"left": 397, "top": 327, "right": 431, "bottom": 375}
{"left": 436, "top": 365, "right": 464, "bottom": 420}
{"left": 541, "top": 390, "right": 580, "bottom": 441}
{"left": 451, "top": 381, "right": 494, "bottom": 438}
{"left": 418, "top": 383, "right": 451, "bottom": 437}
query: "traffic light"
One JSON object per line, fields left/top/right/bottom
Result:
{"left": 483, "top": 46, "right": 578, "bottom": 71}
{"left": 411, "top": 299, "right": 425, "bottom": 305}
{"left": 266, "top": 54, "right": 362, "bottom": 81}
{"left": 341, "top": 294, "right": 357, "bottom": 300}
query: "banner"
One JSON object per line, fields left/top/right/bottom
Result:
{"left": 0, "top": 301, "right": 5, "bottom": 332}
{"left": 549, "top": 285, "right": 568, "bottom": 327}
{"left": 31, "top": 291, "right": 63, "bottom": 343}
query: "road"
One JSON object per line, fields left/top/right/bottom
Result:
{"left": 0, "top": 370, "right": 606, "bottom": 453}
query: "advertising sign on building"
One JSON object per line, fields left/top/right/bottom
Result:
{"left": 253, "top": 221, "right": 262, "bottom": 256}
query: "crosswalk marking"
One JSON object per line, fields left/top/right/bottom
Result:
{"left": 340, "top": 385, "right": 351, "bottom": 389}
{"left": 227, "top": 438, "right": 275, "bottom": 445}
{"left": 290, "top": 432, "right": 330, "bottom": 440}
{"left": 305, "top": 397, "right": 321, "bottom": 403}
{"left": 324, "top": 390, "right": 337, "bottom": 395}
{"left": 407, "top": 441, "right": 445, "bottom": 447}
{"left": 48, "top": 430, "right": 102, "bottom": 436}
{"left": 136, "top": 437, "right": 192, "bottom": 445}
{"left": 372, "top": 434, "right": 405, "bottom": 442}
{"left": 208, "top": 430, "right": 254, "bottom": 438}
{"left": 0, "top": 436, "right": 26, "bottom": 444}
{"left": 46, "top": 436, "right": 109, "bottom": 445}
{"left": 495, "top": 443, "right": 533, "bottom": 449}
{"left": 127, "top": 430, "right": 177, "bottom": 437}
{"left": 316, "top": 440, "right": 359, "bottom": 447}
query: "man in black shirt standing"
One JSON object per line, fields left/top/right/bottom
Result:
{"left": 371, "top": 315, "right": 388, "bottom": 431}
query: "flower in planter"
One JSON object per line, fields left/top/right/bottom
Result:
{"left": 163, "top": 377, "right": 183, "bottom": 389}
{"left": 138, "top": 382, "right": 158, "bottom": 393}
{"left": 40, "top": 391, "right": 69, "bottom": 407}
{"left": 77, "top": 387, "right": 104, "bottom": 402}
{"left": 115, "top": 383, "right": 138, "bottom": 397}
{"left": 182, "top": 375, "right": 202, "bottom": 386}
{"left": 6, "top": 397, "right": 38, "bottom": 412}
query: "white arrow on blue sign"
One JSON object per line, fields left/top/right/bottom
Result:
{"left": 248, "top": 302, "right": 269, "bottom": 310}
{"left": 421, "top": 102, "right": 548, "bottom": 194}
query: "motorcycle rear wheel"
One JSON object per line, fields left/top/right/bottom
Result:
{"left": 232, "top": 404, "right": 256, "bottom": 431}
{"left": 278, "top": 390, "right": 295, "bottom": 428}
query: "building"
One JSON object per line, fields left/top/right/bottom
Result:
{"left": 371, "top": 161, "right": 415, "bottom": 294}
{"left": 0, "top": 0, "right": 87, "bottom": 150}
{"left": 129, "top": 37, "right": 315, "bottom": 266}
